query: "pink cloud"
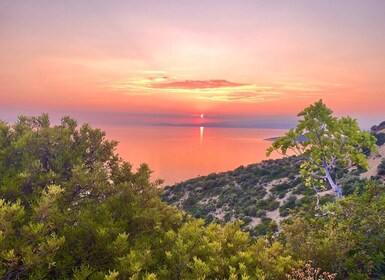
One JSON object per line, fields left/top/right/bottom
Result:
{"left": 151, "top": 79, "right": 248, "bottom": 89}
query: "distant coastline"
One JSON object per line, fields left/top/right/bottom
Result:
{"left": 264, "top": 136, "right": 280, "bottom": 141}
{"left": 264, "top": 135, "right": 308, "bottom": 142}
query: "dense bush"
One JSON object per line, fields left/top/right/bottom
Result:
{"left": 256, "top": 195, "right": 280, "bottom": 211}
{"left": 375, "top": 132, "right": 385, "bottom": 146}
{"left": 254, "top": 217, "right": 278, "bottom": 236}
{"left": 378, "top": 158, "right": 385, "bottom": 176}
{"left": 281, "top": 181, "right": 385, "bottom": 279}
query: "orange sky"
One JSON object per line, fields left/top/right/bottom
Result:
{"left": 1, "top": 1, "right": 385, "bottom": 128}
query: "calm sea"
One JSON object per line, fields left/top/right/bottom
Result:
{"left": 102, "top": 125, "right": 286, "bottom": 186}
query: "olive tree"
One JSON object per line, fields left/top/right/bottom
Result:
{"left": 266, "top": 100, "right": 377, "bottom": 198}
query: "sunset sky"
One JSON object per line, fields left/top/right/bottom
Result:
{"left": 1, "top": 0, "right": 385, "bottom": 128}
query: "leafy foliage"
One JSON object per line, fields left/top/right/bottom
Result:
{"left": 2, "top": 113, "right": 385, "bottom": 279}
{"left": 267, "top": 100, "right": 377, "bottom": 198}
{"left": 0, "top": 114, "right": 299, "bottom": 279}
{"left": 378, "top": 158, "right": 385, "bottom": 176}
{"left": 281, "top": 181, "right": 385, "bottom": 279}
{"left": 374, "top": 133, "right": 385, "bottom": 146}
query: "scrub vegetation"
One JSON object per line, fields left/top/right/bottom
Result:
{"left": 1, "top": 101, "right": 385, "bottom": 279}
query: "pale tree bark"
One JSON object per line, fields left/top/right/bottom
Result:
{"left": 324, "top": 166, "right": 343, "bottom": 199}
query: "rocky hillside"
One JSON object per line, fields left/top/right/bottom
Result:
{"left": 162, "top": 122, "right": 385, "bottom": 237}
{"left": 162, "top": 157, "right": 338, "bottom": 237}
{"left": 362, "top": 123, "right": 385, "bottom": 180}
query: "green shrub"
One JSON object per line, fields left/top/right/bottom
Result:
{"left": 374, "top": 132, "right": 385, "bottom": 146}
{"left": 378, "top": 158, "right": 385, "bottom": 176}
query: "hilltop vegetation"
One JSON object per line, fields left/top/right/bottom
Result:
{"left": 163, "top": 157, "right": 313, "bottom": 236}
{"left": 161, "top": 101, "right": 385, "bottom": 278}
{"left": 163, "top": 102, "right": 383, "bottom": 237}
{"left": 0, "top": 114, "right": 300, "bottom": 279}
{"left": 162, "top": 156, "right": 368, "bottom": 236}
{"left": 1, "top": 112, "right": 385, "bottom": 279}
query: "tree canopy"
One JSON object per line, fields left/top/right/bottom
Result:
{"left": 266, "top": 100, "right": 377, "bottom": 198}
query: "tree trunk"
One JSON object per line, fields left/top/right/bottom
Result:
{"left": 324, "top": 167, "right": 343, "bottom": 199}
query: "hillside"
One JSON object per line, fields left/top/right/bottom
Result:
{"left": 2, "top": 114, "right": 385, "bottom": 278}
{"left": 162, "top": 156, "right": 335, "bottom": 236}
{"left": 362, "top": 125, "right": 385, "bottom": 180}
{"left": 162, "top": 123, "right": 385, "bottom": 237}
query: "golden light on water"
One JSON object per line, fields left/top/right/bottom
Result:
{"left": 200, "top": 126, "right": 204, "bottom": 145}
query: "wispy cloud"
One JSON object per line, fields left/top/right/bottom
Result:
{"left": 106, "top": 74, "right": 342, "bottom": 102}
{"left": 151, "top": 79, "right": 248, "bottom": 89}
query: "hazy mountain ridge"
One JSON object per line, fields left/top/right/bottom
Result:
{"left": 162, "top": 122, "right": 385, "bottom": 237}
